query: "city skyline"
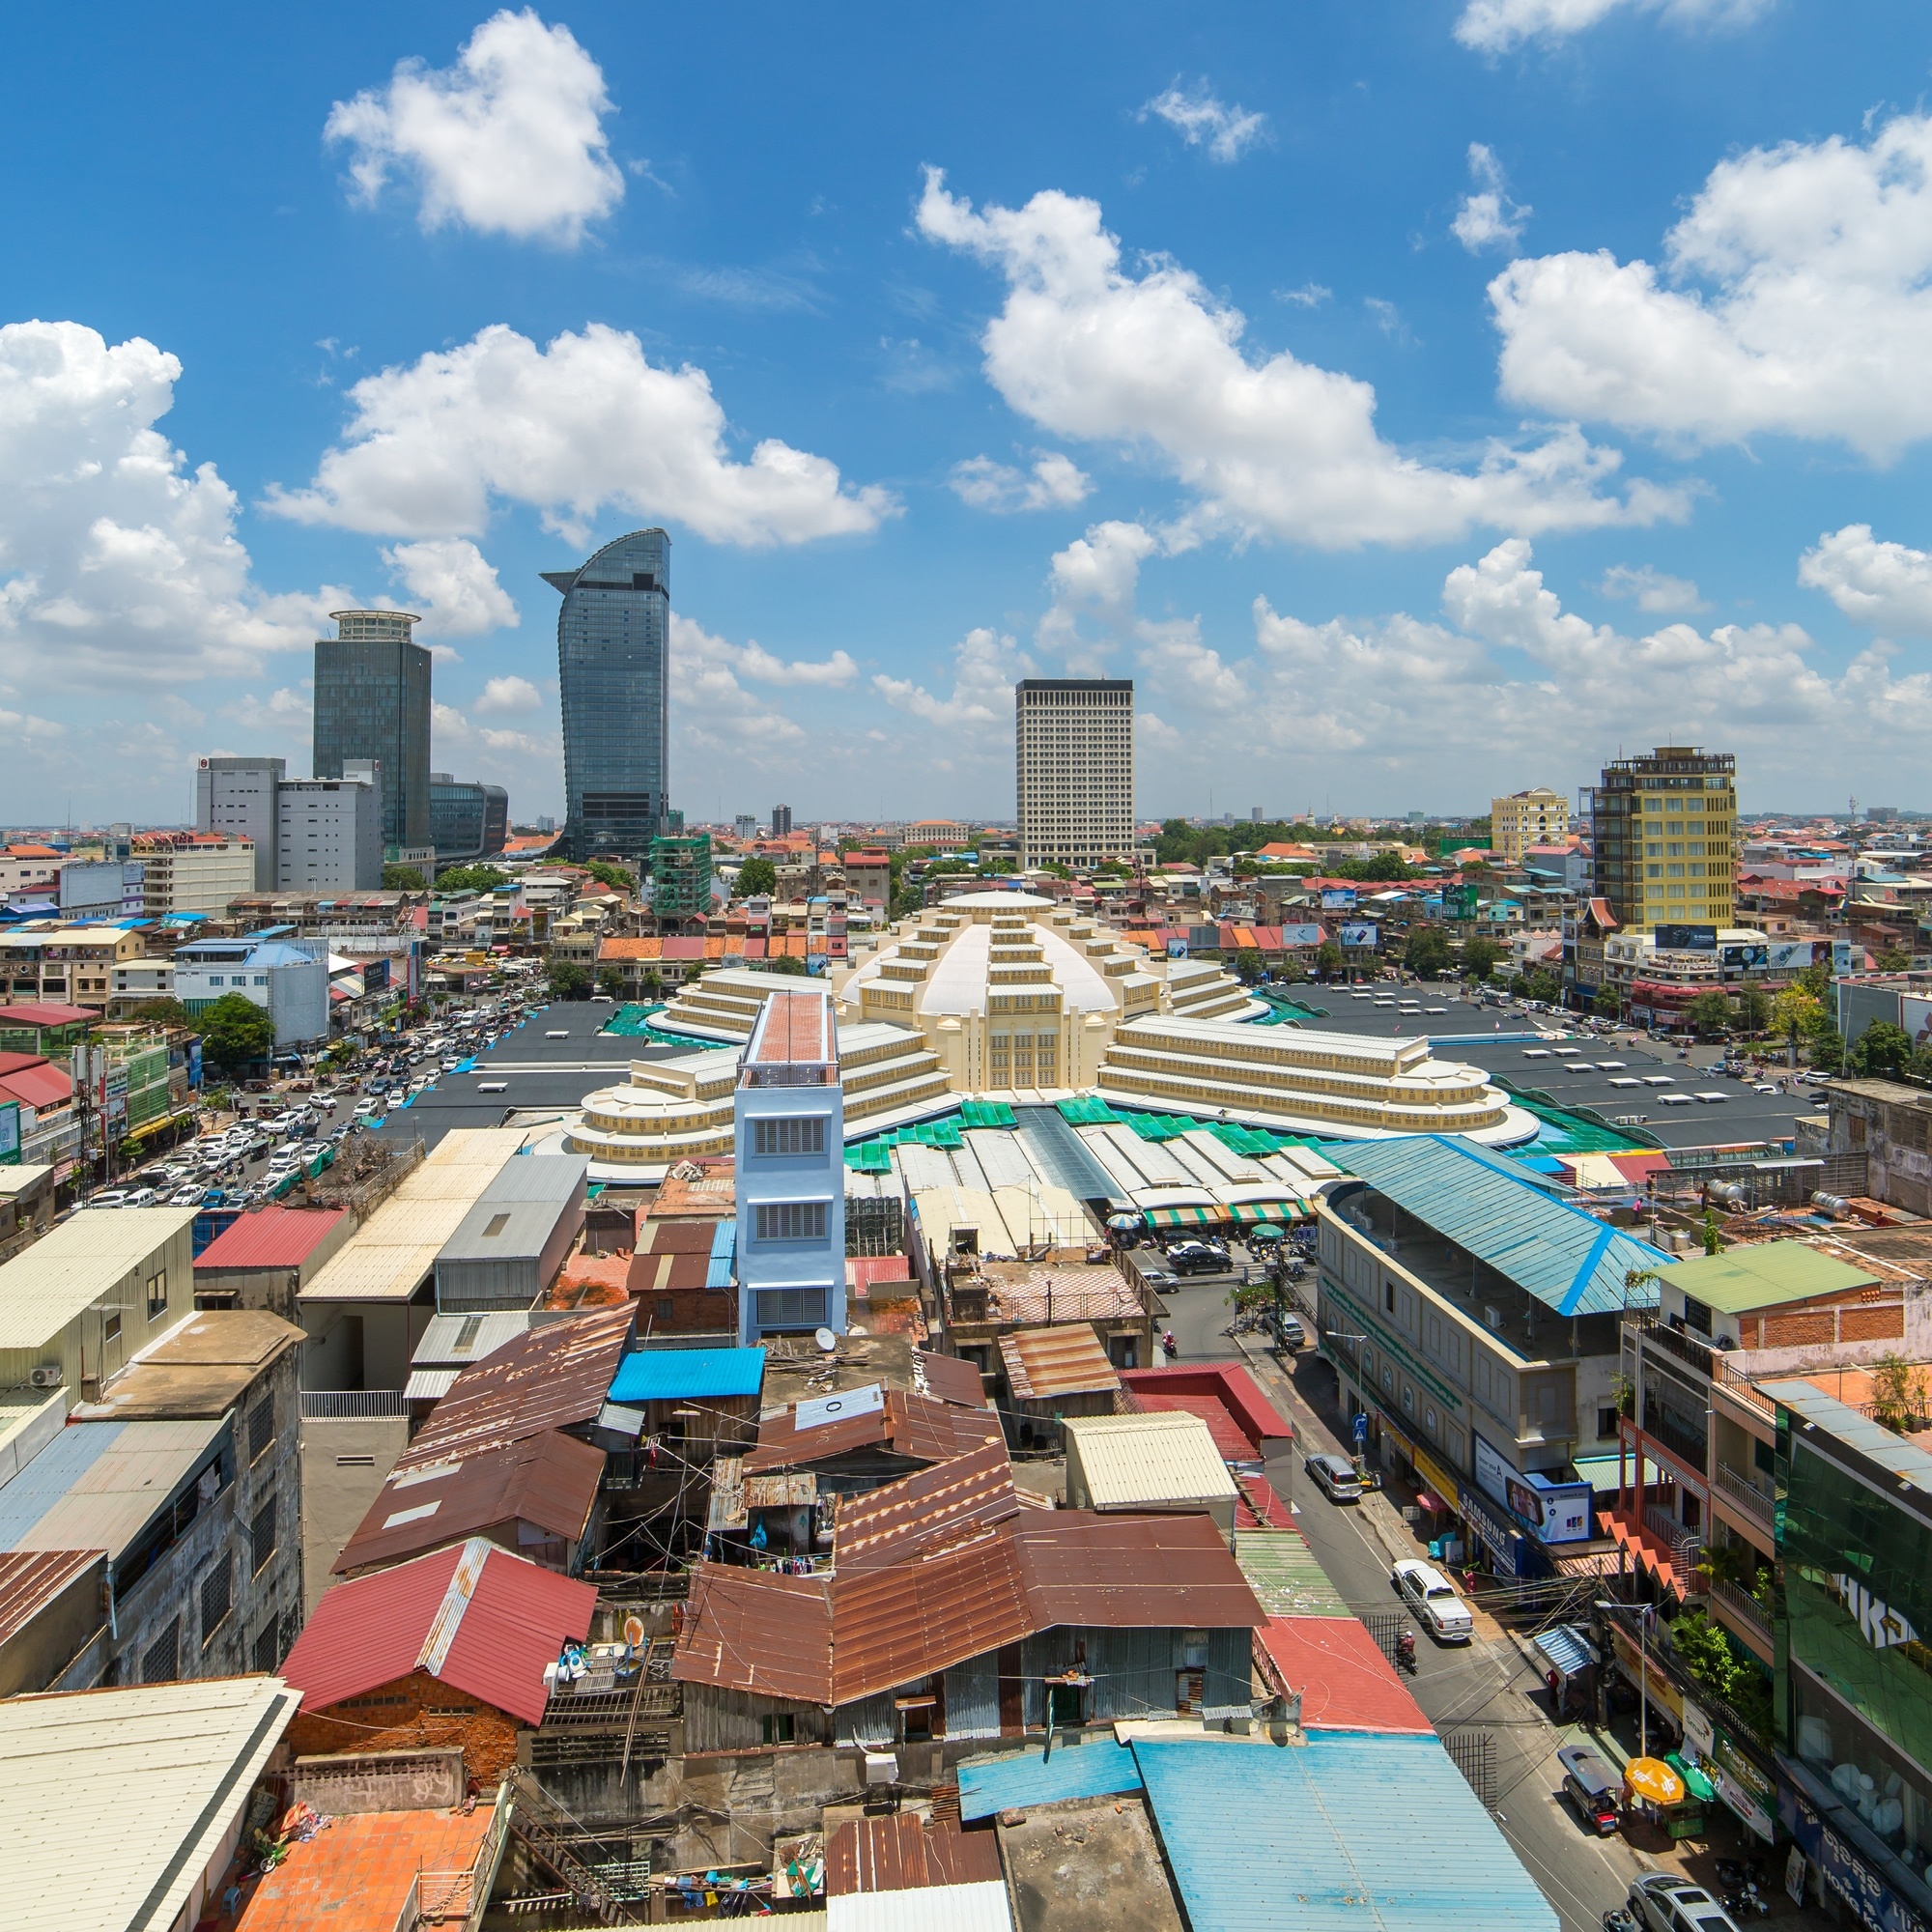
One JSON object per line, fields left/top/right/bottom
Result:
{"left": 5, "top": 5, "right": 1932, "bottom": 826}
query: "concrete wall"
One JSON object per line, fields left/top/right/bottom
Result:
{"left": 290, "top": 1747, "right": 465, "bottom": 1815}
{"left": 299, "top": 1407, "right": 409, "bottom": 1612}
{"left": 0, "top": 1553, "right": 105, "bottom": 1697}
{"left": 300, "top": 1299, "right": 428, "bottom": 1393}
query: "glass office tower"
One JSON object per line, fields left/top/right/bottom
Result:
{"left": 545, "top": 529, "right": 669, "bottom": 861}
{"left": 312, "top": 611, "right": 432, "bottom": 854}
{"left": 429, "top": 775, "right": 510, "bottom": 864}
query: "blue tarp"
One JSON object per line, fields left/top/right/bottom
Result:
{"left": 609, "top": 1345, "right": 766, "bottom": 1404}
{"left": 956, "top": 1741, "right": 1144, "bottom": 1821}
{"left": 706, "top": 1220, "right": 737, "bottom": 1292}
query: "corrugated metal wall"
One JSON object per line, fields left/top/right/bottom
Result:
{"left": 1019, "top": 1625, "right": 1250, "bottom": 1726}
{"left": 943, "top": 1655, "right": 1000, "bottom": 1740}
{"left": 834, "top": 1690, "right": 897, "bottom": 1747}
{"left": 682, "top": 1683, "right": 831, "bottom": 1753}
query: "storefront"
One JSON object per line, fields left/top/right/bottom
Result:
{"left": 1608, "top": 1621, "right": 1685, "bottom": 1747}
{"left": 1782, "top": 1782, "right": 1931, "bottom": 1932}
{"left": 1684, "top": 1696, "right": 1777, "bottom": 1844}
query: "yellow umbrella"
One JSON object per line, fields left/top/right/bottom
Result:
{"left": 1625, "top": 1757, "right": 1687, "bottom": 1806}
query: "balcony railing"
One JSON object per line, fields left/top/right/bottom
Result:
{"left": 1644, "top": 1505, "right": 1704, "bottom": 1582}
{"left": 1716, "top": 1461, "right": 1774, "bottom": 1525}
{"left": 1711, "top": 1577, "right": 1773, "bottom": 1636}
{"left": 1640, "top": 1404, "right": 1710, "bottom": 1475}
{"left": 1635, "top": 1317, "right": 1715, "bottom": 1379}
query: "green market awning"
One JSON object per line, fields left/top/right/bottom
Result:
{"left": 1229, "top": 1200, "right": 1310, "bottom": 1225}
{"left": 1146, "top": 1205, "right": 1218, "bottom": 1228}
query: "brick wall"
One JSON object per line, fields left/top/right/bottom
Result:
{"left": 286, "top": 1669, "right": 524, "bottom": 1787}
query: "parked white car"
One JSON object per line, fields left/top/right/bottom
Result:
{"left": 1392, "top": 1559, "right": 1473, "bottom": 1642}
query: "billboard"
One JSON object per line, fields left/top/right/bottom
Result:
{"left": 1719, "top": 943, "right": 1770, "bottom": 972}
{"left": 1320, "top": 888, "right": 1356, "bottom": 910}
{"left": 1442, "top": 882, "right": 1480, "bottom": 921}
{"left": 1166, "top": 935, "right": 1189, "bottom": 958}
{"left": 1279, "top": 923, "right": 1323, "bottom": 948}
{"left": 1654, "top": 923, "right": 1718, "bottom": 952}
{"left": 1338, "top": 923, "right": 1379, "bottom": 949}
{"left": 1765, "top": 939, "right": 1816, "bottom": 972}
{"left": 1833, "top": 939, "right": 1857, "bottom": 977}
{"left": 361, "top": 955, "right": 390, "bottom": 994}
{"left": 1470, "top": 1434, "right": 1590, "bottom": 1541}
{"left": 1904, "top": 996, "right": 1932, "bottom": 1054}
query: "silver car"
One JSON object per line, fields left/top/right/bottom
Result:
{"left": 1628, "top": 1876, "right": 1742, "bottom": 1932}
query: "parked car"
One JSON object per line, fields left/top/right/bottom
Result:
{"left": 1304, "top": 1453, "right": 1364, "bottom": 1503}
{"left": 1392, "top": 1558, "right": 1473, "bottom": 1642}
{"left": 168, "top": 1185, "right": 204, "bottom": 1207}
{"left": 1557, "top": 1744, "right": 1622, "bottom": 1835}
{"left": 87, "top": 1190, "right": 133, "bottom": 1209}
{"left": 1628, "top": 1875, "right": 1742, "bottom": 1932}
{"left": 1166, "top": 1240, "right": 1231, "bottom": 1275}
{"left": 1272, "top": 1312, "right": 1307, "bottom": 1350}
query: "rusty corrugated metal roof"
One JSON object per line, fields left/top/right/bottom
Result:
{"left": 742, "top": 1390, "right": 1004, "bottom": 1475}
{"left": 833, "top": 1440, "right": 1020, "bottom": 1572}
{"left": 825, "top": 1813, "right": 1004, "bottom": 1895}
{"left": 673, "top": 1510, "right": 1264, "bottom": 1708}
{"left": 912, "top": 1350, "right": 987, "bottom": 1409}
{"left": 334, "top": 1430, "right": 605, "bottom": 1575}
{"left": 999, "top": 1323, "right": 1122, "bottom": 1402}
{"left": 0, "top": 1548, "right": 102, "bottom": 1648}
{"left": 394, "top": 1304, "right": 634, "bottom": 1474}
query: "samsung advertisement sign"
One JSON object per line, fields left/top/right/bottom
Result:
{"left": 1473, "top": 1434, "right": 1593, "bottom": 1544}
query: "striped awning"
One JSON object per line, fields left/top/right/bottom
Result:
{"left": 1146, "top": 1205, "right": 1219, "bottom": 1228}
{"left": 1229, "top": 1199, "right": 1309, "bottom": 1225}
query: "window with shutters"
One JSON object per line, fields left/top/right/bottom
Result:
{"left": 753, "top": 1116, "right": 824, "bottom": 1156}
{"left": 252, "top": 1497, "right": 277, "bottom": 1574}
{"left": 252, "top": 1618, "right": 279, "bottom": 1672}
{"left": 142, "top": 1620, "right": 180, "bottom": 1684}
{"left": 200, "top": 1554, "right": 232, "bottom": 1643}
{"left": 247, "top": 1393, "right": 274, "bottom": 1463}
{"left": 754, "top": 1201, "right": 826, "bottom": 1243}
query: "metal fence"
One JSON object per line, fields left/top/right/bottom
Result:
{"left": 1439, "top": 1728, "right": 1497, "bottom": 1808}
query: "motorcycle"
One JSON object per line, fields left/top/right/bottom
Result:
{"left": 1394, "top": 1630, "right": 1417, "bottom": 1674}
{"left": 1160, "top": 1330, "right": 1179, "bottom": 1359}
{"left": 1716, "top": 1861, "right": 1771, "bottom": 1919}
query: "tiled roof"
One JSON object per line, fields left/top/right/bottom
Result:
{"left": 233, "top": 1803, "right": 497, "bottom": 1932}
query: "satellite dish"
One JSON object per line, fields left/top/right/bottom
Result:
{"left": 814, "top": 1326, "right": 838, "bottom": 1353}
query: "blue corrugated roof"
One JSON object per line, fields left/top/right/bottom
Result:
{"left": 956, "top": 1741, "right": 1143, "bottom": 1820}
{"left": 0, "top": 1423, "right": 124, "bottom": 1546}
{"left": 706, "top": 1219, "right": 737, "bottom": 1292}
{"left": 1132, "top": 1733, "right": 1558, "bottom": 1932}
{"left": 608, "top": 1345, "right": 765, "bottom": 1404}
{"left": 1333, "top": 1136, "right": 1667, "bottom": 1318}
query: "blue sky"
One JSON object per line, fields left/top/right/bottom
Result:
{"left": 6, "top": 0, "right": 1932, "bottom": 827}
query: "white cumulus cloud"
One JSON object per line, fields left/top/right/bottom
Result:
{"left": 266, "top": 322, "right": 895, "bottom": 548}
{"left": 872, "top": 625, "right": 1033, "bottom": 763}
{"left": 950, "top": 451, "right": 1092, "bottom": 514}
{"left": 1799, "top": 525, "right": 1932, "bottom": 637}
{"left": 1599, "top": 562, "right": 1708, "bottom": 613}
{"left": 0, "top": 320, "right": 342, "bottom": 689}
{"left": 474, "top": 673, "right": 542, "bottom": 714}
{"left": 1452, "top": 144, "right": 1530, "bottom": 254}
{"left": 1492, "top": 110, "right": 1932, "bottom": 460}
{"left": 326, "top": 8, "right": 623, "bottom": 245}
{"left": 916, "top": 169, "right": 1682, "bottom": 549}
{"left": 1455, "top": 0, "right": 1770, "bottom": 54}
{"left": 1141, "top": 82, "right": 1270, "bottom": 164}
{"left": 383, "top": 536, "right": 518, "bottom": 636}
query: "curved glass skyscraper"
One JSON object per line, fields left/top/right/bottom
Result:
{"left": 545, "top": 528, "right": 670, "bottom": 860}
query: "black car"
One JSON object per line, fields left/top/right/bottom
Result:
{"left": 1166, "top": 1240, "right": 1231, "bottom": 1275}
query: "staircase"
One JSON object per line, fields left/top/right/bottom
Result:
{"left": 507, "top": 1772, "right": 644, "bottom": 1925}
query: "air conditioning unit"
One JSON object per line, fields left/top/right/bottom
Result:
{"left": 863, "top": 1750, "right": 897, "bottom": 1786}
{"left": 29, "top": 1365, "right": 62, "bottom": 1389}
{"left": 1483, "top": 1307, "right": 1502, "bottom": 1331}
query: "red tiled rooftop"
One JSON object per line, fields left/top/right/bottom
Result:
{"left": 751, "top": 989, "right": 830, "bottom": 1065}
{"left": 233, "top": 1804, "right": 495, "bottom": 1932}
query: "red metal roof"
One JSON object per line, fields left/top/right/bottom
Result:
{"left": 335, "top": 1431, "right": 606, "bottom": 1574}
{"left": 833, "top": 1440, "right": 1021, "bottom": 1572}
{"left": 913, "top": 1350, "right": 987, "bottom": 1409}
{"left": 0, "top": 1003, "right": 96, "bottom": 1026}
{"left": 0, "top": 1064, "right": 71, "bottom": 1111}
{"left": 742, "top": 1389, "right": 1004, "bottom": 1475}
{"left": 826, "top": 1814, "right": 1004, "bottom": 1895}
{"left": 1257, "top": 1615, "right": 1432, "bottom": 1734}
{"left": 193, "top": 1205, "right": 347, "bottom": 1272}
{"left": 1119, "top": 1362, "right": 1291, "bottom": 1462}
{"left": 285, "top": 1538, "right": 595, "bottom": 1727}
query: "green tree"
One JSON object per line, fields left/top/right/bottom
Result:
{"left": 1404, "top": 926, "right": 1451, "bottom": 978}
{"left": 582, "top": 859, "right": 632, "bottom": 892}
{"left": 764, "top": 952, "right": 810, "bottom": 977}
{"left": 1771, "top": 987, "right": 1823, "bottom": 1060}
{"left": 1233, "top": 947, "right": 1264, "bottom": 984}
{"left": 595, "top": 965, "right": 626, "bottom": 1000}
{"left": 1461, "top": 935, "right": 1505, "bottom": 980}
{"left": 1276, "top": 958, "right": 1308, "bottom": 985}
{"left": 1686, "top": 990, "right": 1734, "bottom": 1037}
{"left": 546, "top": 959, "right": 591, "bottom": 1001}
{"left": 734, "top": 857, "right": 778, "bottom": 898}
{"left": 1512, "top": 967, "right": 1561, "bottom": 1004}
{"left": 1593, "top": 985, "right": 1623, "bottom": 1019}
{"left": 383, "top": 864, "right": 428, "bottom": 892}
{"left": 1735, "top": 984, "right": 1773, "bottom": 1035}
{"left": 1314, "top": 939, "right": 1345, "bottom": 979}
{"left": 1875, "top": 947, "right": 1914, "bottom": 972}
{"left": 640, "top": 968, "right": 664, "bottom": 1002}
{"left": 1808, "top": 1019, "right": 1845, "bottom": 1072}
{"left": 1869, "top": 1351, "right": 1931, "bottom": 1432}
{"left": 433, "top": 864, "right": 510, "bottom": 895}
{"left": 1361, "top": 849, "right": 1415, "bottom": 882}
{"left": 1851, "top": 1020, "right": 1914, "bottom": 1077}
{"left": 198, "top": 993, "right": 275, "bottom": 1072}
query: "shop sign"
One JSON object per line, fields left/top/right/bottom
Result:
{"left": 1783, "top": 1788, "right": 1930, "bottom": 1932}
{"left": 1410, "top": 1445, "right": 1463, "bottom": 1512}
{"left": 1710, "top": 1733, "right": 1776, "bottom": 1843}
{"left": 1459, "top": 1484, "right": 1520, "bottom": 1577}
{"left": 1608, "top": 1623, "right": 1685, "bottom": 1723}
{"left": 1683, "top": 1696, "right": 1714, "bottom": 1755}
